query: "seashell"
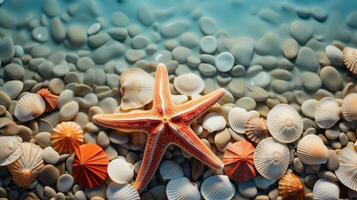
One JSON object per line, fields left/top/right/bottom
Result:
{"left": 7, "top": 143, "right": 44, "bottom": 188}
{"left": 0, "top": 136, "right": 23, "bottom": 166}
{"left": 166, "top": 177, "right": 201, "bottom": 200}
{"left": 279, "top": 173, "right": 304, "bottom": 200}
{"left": 108, "top": 157, "right": 134, "bottom": 184}
{"left": 106, "top": 182, "right": 140, "bottom": 200}
{"left": 253, "top": 137, "right": 290, "bottom": 180}
{"left": 296, "top": 134, "right": 329, "bottom": 165}
{"left": 201, "top": 175, "right": 235, "bottom": 200}
{"left": 267, "top": 104, "right": 303, "bottom": 143}
{"left": 15, "top": 93, "right": 46, "bottom": 122}
{"left": 202, "top": 112, "right": 226, "bottom": 133}
{"left": 245, "top": 117, "right": 270, "bottom": 144}
{"left": 313, "top": 178, "right": 339, "bottom": 200}
{"left": 120, "top": 68, "right": 154, "bottom": 110}
{"left": 315, "top": 97, "right": 340, "bottom": 129}
{"left": 223, "top": 140, "right": 256, "bottom": 182}
{"left": 159, "top": 160, "right": 184, "bottom": 180}
{"left": 343, "top": 47, "right": 357, "bottom": 74}
{"left": 173, "top": 73, "right": 205, "bottom": 96}
{"left": 335, "top": 145, "right": 357, "bottom": 191}
{"left": 37, "top": 88, "right": 58, "bottom": 112}
{"left": 73, "top": 143, "right": 109, "bottom": 189}
{"left": 228, "top": 107, "right": 253, "bottom": 134}
{"left": 341, "top": 93, "right": 357, "bottom": 122}
{"left": 51, "top": 121, "right": 84, "bottom": 154}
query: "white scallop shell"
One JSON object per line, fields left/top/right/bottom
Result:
{"left": 296, "top": 134, "right": 329, "bottom": 165}
{"left": 267, "top": 104, "right": 303, "bottom": 143}
{"left": 120, "top": 68, "right": 154, "bottom": 110}
{"left": 253, "top": 137, "right": 290, "bottom": 180}
{"left": 174, "top": 73, "right": 205, "bottom": 96}
{"left": 315, "top": 97, "right": 340, "bottom": 129}
{"left": 0, "top": 136, "right": 23, "bottom": 166}
{"left": 335, "top": 145, "right": 357, "bottom": 191}
{"left": 313, "top": 178, "right": 339, "bottom": 200}
{"left": 228, "top": 107, "right": 253, "bottom": 134}
{"left": 201, "top": 175, "right": 235, "bottom": 200}
{"left": 341, "top": 93, "right": 357, "bottom": 122}
{"left": 166, "top": 177, "right": 200, "bottom": 200}
{"left": 343, "top": 47, "right": 357, "bottom": 74}
{"left": 202, "top": 112, "right": 226, "bottom": 133}
{"left": 108, "top": 157, "right": 134, "bottom": 184}
{"left": 159, "top": 160, "right": 184, "bottom": 180}
{"left": 15, "top": 93, "right": 46, "bottom": 122}
{"left": 106, "top": 182, "right": 140, "bottom": 200}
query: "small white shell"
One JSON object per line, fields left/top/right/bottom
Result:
{"left": 313, "top": 178, "right": 339, "bottom": 200}
{"left": 159, "top": 160, "right": 184, "bottom": 180}
{"left": 15, "top": 93, "right": 46, "bottom": 122}
{"left": 201, "top": 175, "right": 235, "bottom": 200}
{"left": 267, "top": 104, "right": 303, "bottom": 143}
{"left": 343, "top": 47, "right": 357, "bottom": 74}
{"left": 202, "top": 112, "right": 226, "bottom": 133}
{"left": 301, "top": 99, "right": 319, "bottom": 119}
{"left": 166, "top": 177, "right": 200, "bottom": 200}
{"left": 341, "top": 93, "right": 357, "bottom": 122}
{"left": 108, "top": 157, "right": 134, "bottom": 184}
{"left": 335, "top": 145, "right": 357, "bottom": 191}
{"left": 0, "top": 136, "right": 23, "bottom": 166}
{"left": 228, "top": 107, "right": 253, "bottom": 134}
{"left": 315, "top": 97, "right": 340, "bottom": 129}
{"left": 174, "top": 73, "right": 205, "bottom": 96}
{"left": 297, "top": 134, "right": 329, "bottom": 165}
{"left": 106, "top": 182, "right": 140, "bottom": 200}
{"left": 253, "top": 137, "right": 290, "bottom": 180}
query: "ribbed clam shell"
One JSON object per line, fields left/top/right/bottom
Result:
{"left": 51, "top": 121, "right": 83, "bottom": 154}
{"left": 315, "top": 97, "right": 340, "bottom": 129}
{"left": 166, "top": 177, "right": 201, "bottom": 200}
{"left": 297, "top": 134, "right": 329, "bottom": 165}
{"left": 245, "top": 117, "right": 270, "bottom": 144}
{"left": 228, "top": 107, "right": 252, "bottom": 134}
{"left": 0, "top": 136, "right": 23, "bottom": 166}
{"left": 341, "top": 93, "right": 357, "bottom": 122}
{"left": 7, "top": 143, "right": 44, "bottom": 188}
{"left": 108, "top": 157, "right": 134, "bottom": 184}
{"left": 202, "top": 112, "right": 227, "bottom": 133}
{"left": 313, "top": 178, "right": 339, "bottom": 200}
{"left": 174, "top": 73, "right": 205, "bottom": 96}
{"left": 15, "top": 93, "right": 46, "bottom": 122}
{"left": 343, "top": 47, "right": 357, "bottom": 74}
{"left": 267, "top": 104, "right": 303, "bottom": 143}
{"left": 201, "top": 175, "right": 235, "bottom": 200}
{"left": 159, "top": 160, "right": 184, "bottom": 180}
{"left": 279, "top": 173, "right": 304, "bottom": 200}
{"left": 106, "top": 182, "right": 140, "bottom": 200}
{"left": 335, "top": 145, "right": 357, "bottom": 191}
{"left": 253, "top": 137, "right": 290, "bottom": 180}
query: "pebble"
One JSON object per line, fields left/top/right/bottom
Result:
{"left": 0, "top": 187, "right": 6, "bottom": 198}
{"left": 160, "top": 20, "right": 190, "bottom": 38}
{"left": 199, "top": 17, "right": 217, "bottom": 35}
{"left": 179, "top": 32, "right": 199, "bottom": 49}
{"left": 200, "top": 36, "right": 217, "bottom": 54}
{"left": 325, "top": 127, "right": 340, "bottom": 140}
{"left": 238, "top": 181, "right": 257, "bottom": 198}
{"left": 60, "top": 101, "right": 79, "bottom": 121}
{"left": 230, "top": 38, "right": 254, "bottom": 67}
{"left": 259, "top": 8, "right": 280, "bottom": 23}
{"left": 53, "top": 63, "right": 70, "bottom": 77}
{"left": 39, "top": 164, "right": 60, "bottom": 186}
{"left": 231, "top": 65, "right": 246, "bottom": 77}
{"left": 295, "top": 47, "right": 319, "bottom": 72}
{"left": 289, "top": 20, "right": 313, "bottom": 44}
{"left": 346, "top": 11, "right": 357, "bottom": 28}
{"left": 43, "top": 146, "right": 60, "bottom": 164}
{"left": 0, "top": 9, "right": 16, "bottom": 29}
{"left": 108, "top": 28, "right": 127, "bottom": 41}
{"left": 88, "top": 23, "right": 101, "bottom": 35}
{"left": 49, "top": 78, "right": 65, "bottom": 95}
{"left": 57, "top": 174, "right": 74, "bottom": 193}
{"left": 300, "top": 72, "right": 322, "bottom": 92}
{"left": 228, "top": 79, "right": 246, "bottom": 97}
{"left": 88, "top": 33, "right": 111, "bottom": 48}
{"left": 339, "top": 132, "right": 348, "bottom": 146}
{"left": 2, "top": 80, "right": 23, "bottom": 99}
{"left": 325, "top": 45, "right": 343, "bottom": 66}
{"left": 172, "top": 46, "right": 191, "bottom": 63}
{"left": 137, "top": 4, "right": 155, "bottom": 26}
{"left": 96, "top": 131, "right": 110, "bottom": 149}
{"left": 311, "top": 8, "right": 327, "bottom": 22}
{"left": 77, "top": 57, "right": 95, "bottom": 72}
{"left": 44, "top": 186, "right": 56, "bottom": 198}
{"left": 50, "top": 18, "right": 66, "bottom": 43}
{"left": 268, "top": 189, "right": 279, "bottom": 200}
{"left": 253, "top": 176, "right": 275, "bottom": 190}
{"left": 214, "top": 128, "right": 231, "bottom": 148}
{"left": 301, "top": 99, "right": 318, "bottom": 118}
{"left": 127, "top": 25, "right": 141, "bottom": 37}
{"left": 132, "top": 35, "right": 150, "bottom": 49}
{"left": 0, "top": 91, "right": 11, "bottom": 108}
{"left": 199, "top": 54, "right": 215, "bottom": 65}
{"left": 236, "top": 97, "right": 256, "bottom": 110}
{"left": 32, "top": 26, "right": 49, "bottom": 42}
{"left": 35, "top": 132, "right": 51, "bottom": 148}
{"left": 4, "top": 63, "right": 25, "bottom": 80}
{"left": 272, "top": 80, "right": 293, "bottom": 93}
{"left": 91, "top": 42, "right": 125, "bottom": 64}
{"left": 255, "top": 31, "right": 281, "bottom": 56}
{"left": 125, "top": 49, "right": 146, "bottom": 63}
{"left": 327, "top": 150, "right": 339, "bottom": 171}
{"left": 319, "top": 66, "right": 343, "bottom": 91}
{"left": 66, "top": 26, "right": 87, "bottom": 48}
{"left": 198, "top": 63, "right": 217, "bottom": 76}
{"left": 293, "top": 157, "right": 304, "bottom": 173}
{"left": 42, "top": 0, "right": 60, "bottom": 17}
{"left": 215, "top": 52, "right": 234, "bottom": 72}
{"left": 281, "top": 38, "right": 299, "bottom": 59}
{"left": 111, "top": 11, "right": 129, "bottom": 27}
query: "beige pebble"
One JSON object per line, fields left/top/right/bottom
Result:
{"left": 42, "top": 146, "right": 60, "bottom": 164}
{"left": 60, "top": 101, "right": 79, "bottom": 121}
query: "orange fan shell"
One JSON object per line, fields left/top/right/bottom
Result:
{"left": 223, "top": 140, "right": 256, "bottom": 182}
{"left": 51, "top": 122, "right": 84, "bottom": 154}
{"left": 37, "top": 88, "right": 58, "bottom": 112}
{"left": 279, "top": 173, "right": 304, "bottom": 200}
{"left": 245, "top": 117, "right": 270, "bottom": 144}
{"left": 73, "top": 143, "right": 109, "bottom": 189}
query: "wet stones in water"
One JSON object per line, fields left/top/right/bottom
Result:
{"left": 160, "top": 20, "right": 190, "bottom": 38}
{"left": 300, "top": 72, "right": 322, "bottom": 92}
{"left": 179, "top": 32, "right": 199, "bottom": 49}
{"left": 346, "top": 11, "right": 357, "bottom": 28}
{"left": 319, "top": 66, "right": 343, "bottom": 91}
{"left": 91, "top": 42, "right": 125, "bottom": 64}
{"left": 108, "top": 28, "right": 128, "bottom": 42}
{"left": 215, "top": 52, "right": 234, "bottom": 72}
{"left": 32, "top": 27, "right": 49, "bottom": 43}
{"left": 325, "top": 45, "right": 343, "bottom": 67}
{"left": 88, "top": 33, "right": 111, "bottom": 48}
{"left": 50, "top": 18, "right": 66, "bottom": 43}
{"left": 199, "top": 17, "right": 217, "bottom": 35}
{"left": 60, "top": 101, "right": 79, "bottom": 121}
{"left": 172, "top": 46, "right": 191, "bottom": 63}
{"left": 111, "top": 11, "right": 129, "bottom": 27}
{"left": 42, "top": 0, "right": 61, "bottom": 17}
{"left": 125, "top": 49, "right": 146, "bottom": 63}
{"left": 84, "top": 68, "right": 106, "bottom": 86}
{"left": 311, "top": 8, "right": 327, "bottom": 22}
{"left": 200, "top": 36, "right": 217, "bottom": 54}
{"left": 76, "top": 57, "right": 94, "bottom": 72}
{"left": 39, "top": 164, "right": 60, "bottom": 186}
{"left": 66, "top": 26, "right": 87, "bottom": 48}
{"left": 0, "top": 9, "right": 16, "bottom": 29}
{"left": 231, "top": 38, "right": 254, "bottom": 67}
{"left": 198, "top": 63, "right": 217, "bottom": 76}
{"left": 2, "top": 80, "right": 23, "bottom": 99}
{"left": 255, "top": 31, "right": 281, "bottom": 56}
{"left": 295, "top": 47, "right": 319, "bottom": 72}
{"left": 281, "top": 38, "right": 299, "bottom": 59}
{"left": 0, "top": 36, "right": 15, "bottom": 63}
{"left": 4, "top": 63, "right": 25, "bottom": 80}
{"left": 132, "top": 35, "right": 150, "bottom": 49}
{"left": 53, "top": 63, "right": 70, "bottom": 77}
{"left": 87, "top": 23, "right": 101, "bottom": 35}
{"left": 289, "top": 20, "right": 313, "bottom": 45}
{"left": 137, "top": 4, "right": 155, "bottom": 26}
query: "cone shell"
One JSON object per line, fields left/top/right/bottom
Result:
{"left": 51, "top": 122, "right": 84, "bottom": 154}
{"left": 166, "top": 177, "right": 201, "bottom": 200}
{"left": 228, "top": 107, "right": 252, "bottom": 134}
{"left": 15, "top": 93, "right": 46, "bottom": 122}
{"left": 341, "top": 93, "right": 357, "bottom": 122}
{"left": 279, "top": 173, "right": 304, "bottom": 200}
{"left": 245, "top": 117, "right": 270, "bottom": 144}
{"left": 108, "top": 157, "right": 134, "bottom": 184}
{"left": 267, "top": 104, "right": 303, "bottom": 143}
{"left": 7, "top": 143, "right": 44, "bottom": 188}
{"left": 120, "top": 68, "right": 154, "bottom": 110}
{"left": 335, "top": 145, "right": 357, "bottom": 191}
{"left": 313, "top": 178, "right": 339, "bottom": 200}
{"left": 106, "top": 182, "right": 140, "bottom": 200}
{"left": 201, "top": 175, "right": 235, "bottom": 200}
{"left": 0, "top": 136, "right": 23, "bottom": 166}
{"left": 37, "top": 88, "right": 58, "bottom": 112}
{"left": 315, "top": 97, "right": 340, "bottom": 129}
{"left": 297, "top": 134, "right": 329, "bottom": 165}
{"left": 253, "top": 137, "right": 290, "bottom": 180}
{"left": 343, "top": 47, "right": 357, "bottom": 74}
{"left": 223, "top": 140, "right": 256, "bottom": 182}
{"left": 73, "top": 143, "right": 109, "bottom": 189}
{"left": 173, "top": 73, "right": 205, "bottom": 96}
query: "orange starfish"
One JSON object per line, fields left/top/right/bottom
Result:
{"left": 93, "top": 63, "right": 224, "bottom": 192}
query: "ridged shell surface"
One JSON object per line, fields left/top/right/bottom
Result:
{"left": 0, "top": 136, "right": 23, "bottom": 166}
{"left": 341, "top": 93, "right": 357, "bottom": 122}
{"left": 279, "top": 173, "right": 304, "bottom": 200}
{"left": 313, "top": 178, "right": 339, "bottom": 200}
{"left": 106, "top": 182, "right": 140, "bottom": 200}
{"left": 201, "top": 175, "right": 235, "bottom": 200}
{"left": 51, "top": 121, "right": 84, "bottom": 154}
{"left": 335, "top": 145, "right": 357, "bottom": 191}
{"left": 343, "top": 47, "right": 357, "bottom": 74}
{"left": 315, "top": 97, "right": 340, "bottom": 129}
{"left": 15, "top": 93, "right": 46, "bottom": 122}
{"left": 228, "top": 107, "right": 252, "bottom": 133}
{"left": 245, "top": 117, "right": 270, "bottom": 144}
{"left": 108, "top": 157, "right": 134, "bottom": 184}
{"left": 166, "top": 177, "right": 201, "bottom": 200}
{"left": 174, "top": 73, "right": 205, "bottom": 96}
{"left": 297, "top": 134, "right": 329, "bottom": 165}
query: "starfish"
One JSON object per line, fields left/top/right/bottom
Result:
{"left": 93, "top": 63, "right": 224, "bottom": 192}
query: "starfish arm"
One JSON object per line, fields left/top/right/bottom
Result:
{"left": 172, "top": 89, "right": 225, "bottom": 123}
{"left": 152, "top": 63, "right": 174, "bottom": 116}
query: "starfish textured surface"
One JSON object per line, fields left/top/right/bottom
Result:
{"left": 94, "top": 63, "right": 224, "bottom": 192}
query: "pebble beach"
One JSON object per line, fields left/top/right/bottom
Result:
{"left": 1, "top": 0, "right": 357, "bottom": 199}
